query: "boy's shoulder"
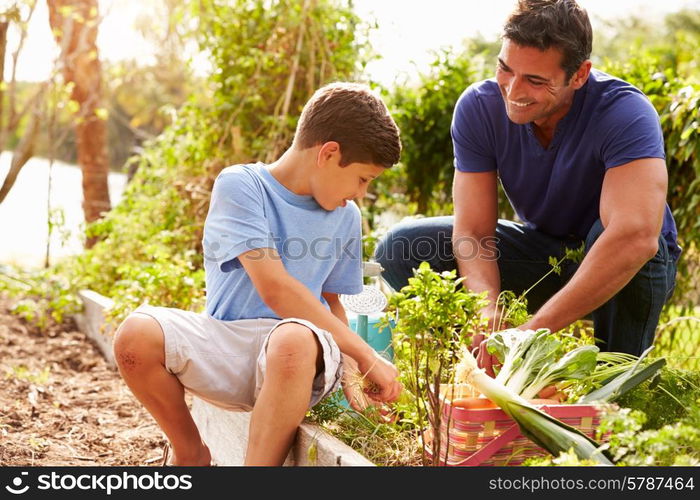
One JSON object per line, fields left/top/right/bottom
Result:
{"left": 215, "top": 163, "right": 264, "bottom": 183}
{"left": 211, "top": 163, "right": 266, "bottom": 199}
{"left": 213, "top": 163, "right": 361, "bottom": 223}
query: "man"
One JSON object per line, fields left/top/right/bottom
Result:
{"left": 375, "top": 0, "right": 679, "bottom": 367}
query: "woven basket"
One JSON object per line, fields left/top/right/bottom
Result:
{"left": 426, "top": 384, "right": 604, "bottom": 466}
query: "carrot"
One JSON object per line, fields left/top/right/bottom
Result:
{"left": 451, "top": 397, "right": 560, "bottom": 409}
{"left": 451, "top": 397, "right": 498, "bottom": 409}
{"left": 527, "top": 398, "right": 560, "bottom": 405}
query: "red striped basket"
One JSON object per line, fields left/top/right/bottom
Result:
{"left": 426, "top": 384, "right": 605, "bottom": 466}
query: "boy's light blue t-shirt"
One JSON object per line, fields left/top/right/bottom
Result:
{"left": 202, "top": 163, "right": 363, "bottom": 321}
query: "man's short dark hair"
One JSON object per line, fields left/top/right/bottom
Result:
{"left": 503, "top": 0, "right": 592, "bottom": 80}
{"left": 294, "top": 82, "right": 401, "bottom": 168}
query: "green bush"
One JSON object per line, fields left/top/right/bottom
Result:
{"left": 387, "top": 47, "right": 495, "bottom": 216}
{"left": 1, "top": 0, "right": 372, "bottom": 328}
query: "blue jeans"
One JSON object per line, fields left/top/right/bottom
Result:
{"left": 373, "top": 217, "right": 677, "bottom": 356}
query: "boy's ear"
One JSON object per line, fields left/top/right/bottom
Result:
{"left": 317, "top": 141, "right": 341, "bottom": 167}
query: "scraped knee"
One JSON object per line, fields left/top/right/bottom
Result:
{"left": 113, "top": 314, "right": 164, "bottom": 373}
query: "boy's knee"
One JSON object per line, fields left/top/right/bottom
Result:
{"left": 266, "top": 323, "right": 321, "bottom": 376}
{"left": 113, "top": 314, "right": 164, "bottom": 372}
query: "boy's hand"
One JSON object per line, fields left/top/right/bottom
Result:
{"left": 341, "top": 363, "right": 398, "bottom": 422}
{"left": 356, "top": 352, "right": 402, "bottom": 403}
{"left": 341, "top": 354, "right": 371, "bottom": 411}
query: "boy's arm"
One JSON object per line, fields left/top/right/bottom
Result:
{"left": 322, "top": 291, "right": 371, "bottom": 411}
{"left": 322, "top": 291, "right": 349, "bottom": 325}
{"left": 239, "top": 248, "right": 401, "bottom": 403}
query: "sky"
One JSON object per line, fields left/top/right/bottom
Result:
{"left": 354, "top": 0, "right": 700, "bottom": 85}
{"left": 3, "top": 0, "right": 700, "bottom": 87}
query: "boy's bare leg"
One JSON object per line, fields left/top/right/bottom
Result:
{"left": 113, "top": 314, "right": 211, "bottom": 466}
{"left": 245, "top": 323, "right": 323, "bottom": 465}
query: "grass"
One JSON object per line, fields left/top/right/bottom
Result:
{"left": 654, "top": 304, "right": 700, "bottom": 370}
{"left": 308, "top": 389, "right": 423, "bottom": 466}
{"left": 5, "top": 365, "right": 52, "bottom": 385}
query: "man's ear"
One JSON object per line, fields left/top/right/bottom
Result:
{"left": 570, "top": 60, "right": 592, "bottom": 90}
{"left": 316, "top": 141, "right": 341, "bottom": 167}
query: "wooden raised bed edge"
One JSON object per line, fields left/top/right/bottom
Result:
{"left": 73, "top": 289, "right": 374, "bottom": 466}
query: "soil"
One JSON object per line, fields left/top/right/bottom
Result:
{"left": 0, "top": 295, "right": 167, "bottom": 466}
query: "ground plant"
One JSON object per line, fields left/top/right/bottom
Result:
{"left": 379, "top": 261, "right": 488, "bottom": 465}
{"left": 313, "top": 258, "right": 696, "bottom": 466}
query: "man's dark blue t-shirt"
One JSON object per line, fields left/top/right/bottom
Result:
{"left": 451, "top": 68, "right": 680, "bottom": 261}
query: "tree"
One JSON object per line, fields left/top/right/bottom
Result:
{"left": 47, "top": 0, "right": 110, "bottom": 247}
{"left": 0, "top": 1, "right": 46, "bottom": 206}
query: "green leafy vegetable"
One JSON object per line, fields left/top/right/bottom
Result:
{"left": 521, "top": 345, "right": 599, "bottom": 400}
{"left": 455, "top": 347, "right": 612, "bottom": 465}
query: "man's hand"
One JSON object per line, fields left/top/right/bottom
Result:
{"left": 356, "top": 351, "right": 402, "bottom": 403}
{"left": 479, "top": 303, "right": 509, "bottom": 332}
{"left": 472, "top": 335, "right": 499, "bottom": 378}
{"left": 470, "top": 305, "right": 508, "bottom": 378}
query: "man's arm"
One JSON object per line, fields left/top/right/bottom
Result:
{"left": 452, "top": 169, "right": 502, "bottom": 326}
{"left": 521, "top": 158, "right": 667, "bottom": 332}
{"left": 239, "top": 249, "right": 401, "bottom": 402}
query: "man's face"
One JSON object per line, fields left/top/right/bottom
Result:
{"left": 495, "top": 39, "right": 577, "bottom": 128}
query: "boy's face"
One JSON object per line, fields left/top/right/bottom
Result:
{"left": 311, "top": 145, "right": 385, "bottom": 210}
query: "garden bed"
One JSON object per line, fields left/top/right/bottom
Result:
{"left": 0, "top": 295, "right": 165, "bottom": 466}
{"left": 73, "top": 289, "right": 373, "bottom": 466}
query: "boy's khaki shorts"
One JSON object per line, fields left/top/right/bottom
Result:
{"left": 130, "top": 305, "right": 344, "bottom": 411}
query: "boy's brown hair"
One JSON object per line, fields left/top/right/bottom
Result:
{"left": 503, "top": 0, "right": 592, "bottom": 80}
{"left": 294, "top": 82, "right": 401, "bottom": 169}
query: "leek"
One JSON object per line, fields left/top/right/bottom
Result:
{"left": 560, "top": 352, "right": 644, "bottom": 402}
{"left": 578, "top": 350, "right": 666, "bottom": 403}
{"left": 455, "top": 347, "right": 613, "bottom": 465}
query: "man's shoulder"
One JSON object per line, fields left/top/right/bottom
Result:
{"left": 587, "top": 69, "right": 653, "bottom": 109}
{"left": 454, "top": 78, "right": 504, "bottom": 125}
{"left": 458, "top": 78, "right": 501, "bottom": 104}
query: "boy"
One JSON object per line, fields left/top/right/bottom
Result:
{"left": 113, "top": 82, "right": 403, "bottom": 466}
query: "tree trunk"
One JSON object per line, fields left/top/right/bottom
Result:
{"left": 47, "top": 0, "right": 110, "bottom": 248}
{"left": 0, "top": 20, "right": 8, "bottom": 134}
{"left": 0, "top": 85, "right": 45, "bottom": 204}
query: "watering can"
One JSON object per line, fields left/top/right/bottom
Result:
{"left": 340, "top": 262, "right": 393, "bottom": 360}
